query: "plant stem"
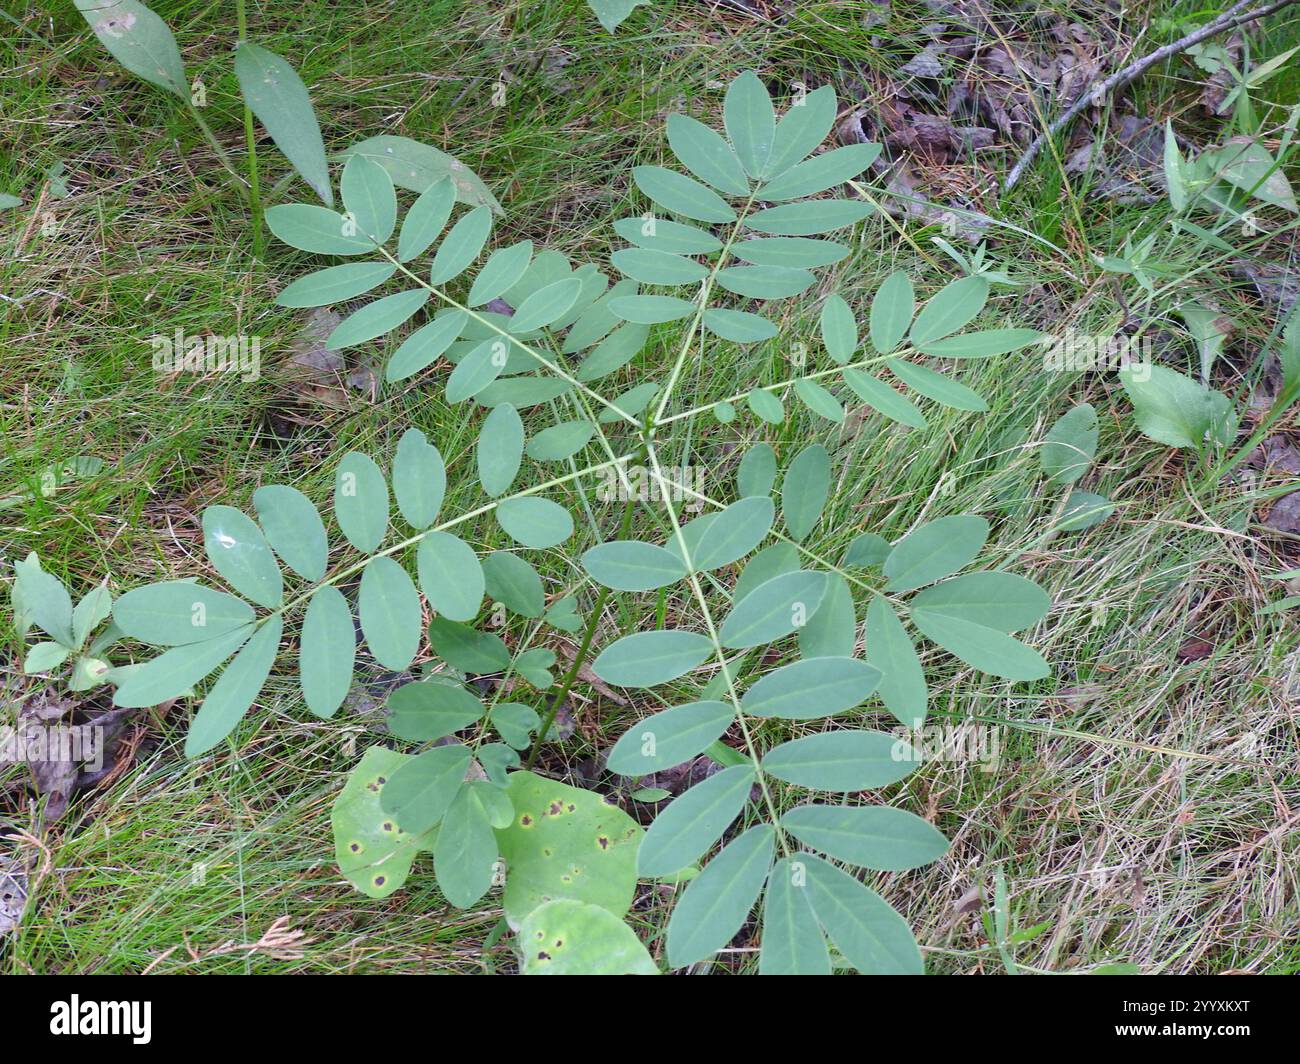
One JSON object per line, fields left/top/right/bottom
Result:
{"left": 235, "top": 0, "right": 264, "bottom": 258}
{"left": 525, "top": 451, "right": 644, "bottom": 770}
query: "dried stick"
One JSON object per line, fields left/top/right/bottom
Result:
{"left": 1003, "top": 0, "right": 1300, "bottom": 191}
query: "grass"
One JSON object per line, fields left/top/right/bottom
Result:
{"left": 2, "top": 0, "right": 1298, "bottom": 974}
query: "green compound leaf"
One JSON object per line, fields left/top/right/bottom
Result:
{"left": 265, "top": 204, "right": 374, "bottom": 255}
{"left": 718, "top": 570, "right": 828, "bottom": 649}
{"left": 764, "top": 84, "right": 837, "bottom": 179}
{"left": 582, "top": 540, "right": 687, "bottom": 592}
{"left": 690, "top": 496, "right": 775, "bottom": 571}
{"left": 333, "top": 746, "right": 439, "bottom": 898}
{"left": 801, "top": 853, "right": 924, "bottom": 974}
{"left": 469, "top": 240, "right": 534, "bottom": 306}
{"left": 781, "top": 444, "right": 831, "bottom": 542}
{"left": 495, "top": 497, "right": 574, "bottom": 549}
{"left": 510, "top": 277, "right": 584, "bottom": 332}
{"left": 732, "top": 236, "right": 849, "bottom": 269}
{"left": 702, "top": 308, "right": 777, "bottom": 343}
{"left": 185, "top": 616, "right": 282, "bottom": 757}
{"left": 637, "top": 764, "right": 756, "bottom": 878}
{"left": 667, "top": 112, "right": 749, "bottom": 196}
{"left": 112, "top": 581, "right": 254, "bottom": 647}
{"left": 380, "top": 743, "right": 472, "bottom": 835}
{"left": 762, "top": 729, "right": 918, "bottom": 792}
{"left": 608, "top": 294, "right": 697, "bottom": 325}
{"left": 917, "top": 328, "right": 1044, "bottom": 359}
{"left": 842, "top": 368, "right": 928, "bottom": 430}
{"left": 909, "top": 274, "right": 989, "bottom": 346}
{"left": 482, "top": 551, "right": 545, "bottom": 617}
{"left": 632, "top": 165, "right": 736, "bottom": 224}
{"left": 385, "top": 310, "right": 468, "bottom": 382}
{"left": 340, "top": 153, "right": 397, "bottom": 245}
{"left": 870, "top": 271, "right": 915, "bottom": 354}
{"left": 391, "top": 428, "right": 447, "bottom": 529}
{"left": 612, "top": 248, "right": 709, "bottom": 286}
{"left": 909, "top": 611, "right": 1049, "bottom": 681}
{"left": 1041, "top": 403, "right": 1099, "bottom": 485}
{"left": 416, "top": 532, "right": 484, "bottom": 623}
{"left": 234, "top": 42, "right": 330, "bottom": 205}
{"left": 592, "top": 630, "right": 713, "bottom": 688}
{"left": 888, "top": 358, "right": 987, "bottom": 412}
{"left": 299, "top": 585, "right": 355, "bottom": 719}
{"left": 427, "top": 618, "right": 509, "bottom": 673}
{"left": 740, "top": 657, "right": 881, "bottom": 719}
{"left": 76, "top": 0, "right": 187, "bottom": 97}
{"left": 326, "top": 288, "right": 429, "bottom": 351}
{"left": 276, "top": 262, "right": 396, "bottom": 308}
{"left": 341, "top": 135, "right": 502, "bottom": 213}
{"left": 909, "top": 572, "right": 1049, "bottom": 632}
{"left": 865, "top": 597, "right": 927, "bottom": 729}
{"left": 1058, "top": 490, "right": 1115, "bottom": 531}
{"left": 202, "top": 505, "right": 283, "bottom": 609}
{"left": 429, "top": 206, "right": 493, "bottom": 284}
{"left": 760, "top": 856, "right": 832, "bottom": 974}
{"left": 666, "top": 824, "right": 775, "bottom": 969}
{"left": 253, "top": 485, "right": 328, "bottom": 582}
{"left": 334, "top": 451, "right": 389, "bottom": 553}
{"left": 358, "top": 556, "right": 421, "bottom": 671}
{"left": 519, "top": 899, "right": 658, "bottom": 975}
{"left": 883, "top": 515, "right": 989, "bottom": 593}
{"left": 782, "top": 804, "right": 950, "bottom": 871}
{"left": 606, "top": 700, "right": 735, "bottom": 776}
{"left": 794, "top": 379, "right": 845, "bottom": 423}
{"left": 612, "top": 217, "right": 721, "bottom": 255}
{"left": 113, "top": 625, "right": 252, "bottom": 708}
{"left": 477, "top": 403, "right": 524, "bottom": 497}
{"left": 798, "top": 571, "right": 856, "bottom": 658}
{"left": 746, "top": 388, "right": 786, "bottom": 423}
{"left": 745, "top": 200, "right": 873, "bottom": 236}
{"left": 525, "top": 420, "right": 595, "bottom": 462}
{"left": 387, "top": 678, "right": 485, "bottom": 742}
{"left": 737, "top": 443, "right": 777, "bottom": 498}
{"left": 496, "top": 770, "right": 643, "bottom": 928}
{"left": 819, "top": 294, "right": 857, "bottom": 364}
{"left": 447, "top": 337, "right": 509, "bottom": 402}
{"left": 756, "top": 143, "right": 880, "bottom": 201}
{"left": 724, "top": 71, "right": 775, "bottom": 178}
{"left": 397, "top": 177, "right": 454, "bottom": 262}
{"left": 434, "top": 784, "right": 497, "bottom": 908}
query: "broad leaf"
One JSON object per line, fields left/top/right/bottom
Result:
{"left": 759, "top": 856, "right": 831, "bottom": 974}
{"left": 387, "top": 678, "right": 484, "bottom": 742}
{"left": 519, "top": 900, "right": 658, "bottom": 975}
{"left": 781, "top": 444, "right": 831, "bottom": 542}
{"left": 592, "top": 630, "right": 713, "bottom": 688}
{"left": 185, "top": 616, "right": 282, "bottom": 757}
{"left": 392, "top": 428, "right": 446, "bottom": 528}
{"left": 477, "top": 403, "right": 524, "bottom": 497}
{"left": 113, "top": 581, "right": 253, "bottom": 647}
{"left": 740, "top": 657, "right": 881, "bottom": 719}
{"left": 379, "top": 743, "right": 472, "bottom": 834}
{"left": 334, "top": 451, "right": 389, "bottom": 553}
{"left": 883, "top": 515, "right": 988, "bottom": 592}
{"left": 253, "top": 485, "right": 328, "bottom": 582}
{"left": 582, "top": 540, "right": 687, "bottom": 592}
{"left": 762, "top": 729, "right": 917, "bottom": 791}
{"left": 358, "top": 557, "right": 421, "bottom": 670}
{"left": 416, "top": 532, "right": 484, "bottom": 622}
{"left": 782, "top": 804, "right": 949, "bottom": 870}
{"left": 299, "top": 585, "right": 355, "bottom": 718}
{"left": 606, "top": 700, "right": 736, "bottom": 776}
{"left": 802, "top": 853, "right": 924, "bottom": 974}
{"left": 637, "top": 764, "right": 756, "bottom": 877}
{"left": 202, "top": 505, "right": 283, "bottom": 609}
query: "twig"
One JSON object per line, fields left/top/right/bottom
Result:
{"left": 1003, "top": 0, "right": 1300, "bottom": 192}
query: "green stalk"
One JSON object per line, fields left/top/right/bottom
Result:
{"left": 235, "top": 0, "right": 264, "bottom": 258}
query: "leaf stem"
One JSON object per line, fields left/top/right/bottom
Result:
{"left": 234, "top": 0, "right": 264, "bottom": 257}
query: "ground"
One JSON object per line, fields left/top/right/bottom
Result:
{"left": 1, "top": 0, "right": 1297, "bottom": 974}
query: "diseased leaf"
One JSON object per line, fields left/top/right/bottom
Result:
{"left": 380, "top": 743, "right": 472, "bottom": 834}
{"left": 76, "top": 0, "right": 186, "bottom": 97}
{"left": 519, "top": 900, "right": 658, "bottom": 975}
{"left": 341, "top": 136, "right": 502, "bottom": 213}
{"left": 333, "top": 746, "right": 438, "bottom": 898}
